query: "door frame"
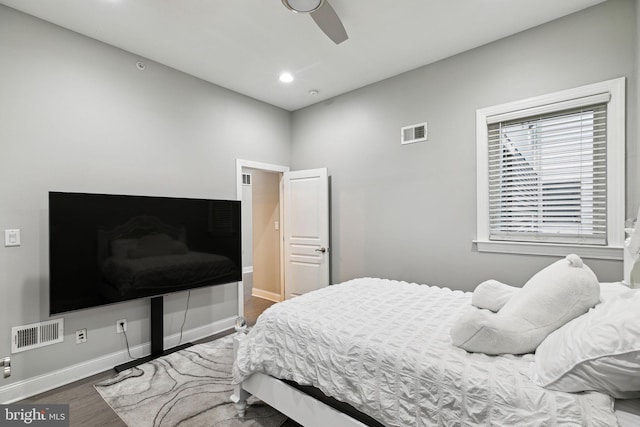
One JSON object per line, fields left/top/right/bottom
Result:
{"left": 235, "top": 159, "right": 290, "bottom": 317}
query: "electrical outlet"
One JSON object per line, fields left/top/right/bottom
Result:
{"left": 3, "top": 357, "right": 10, "bottom": 378}
{"left": 75, "top": 329, "right": 87, "bottom": 344}
{"left": 116, "top": 319, "right": 127, "bottom": 334}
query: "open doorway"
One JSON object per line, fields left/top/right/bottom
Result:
{"left": 235, "top": 160, "right": 331, "bottom": 324}
{"left": 236, "top": 160, "right": 289, "bottom": 324}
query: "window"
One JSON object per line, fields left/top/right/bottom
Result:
{"left": 489, "top": 104, "right": 606, "bottom": 244}
{"left": 476, "top": 78, "right": 625, "bottom": 260}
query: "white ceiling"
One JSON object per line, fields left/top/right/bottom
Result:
{"left": 0, "top": 0, "right": 606, "bottom": 111}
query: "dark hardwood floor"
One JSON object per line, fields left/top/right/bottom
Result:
{"left": 242, "top": 272, "right": 278, "bottom": 327}
{"left": 244, "top": 294, "right": 277, "bottom": 326}
{"left": 19, "top": 295, "right": 284, "bottom": 427}
{"left": 22, "top": 369, "right": 128, "bottom": 427}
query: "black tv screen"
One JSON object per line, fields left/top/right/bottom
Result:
{"left": 49, "top": 192, "right": 242, "bottom": 315}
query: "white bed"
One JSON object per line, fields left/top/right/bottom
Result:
{"left": 231, "top": 277, "right": 639, "bottom": 426}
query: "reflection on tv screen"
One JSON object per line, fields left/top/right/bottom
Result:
{"left": 49, "top": 192, "right": 242, "bottom": 314}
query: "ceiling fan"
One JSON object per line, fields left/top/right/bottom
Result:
{"left": 282, "top": 0, "right": 348, "bottom": 44}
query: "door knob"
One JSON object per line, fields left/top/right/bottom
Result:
{"left": 315, "top": 247, "right": 327, "bottom": 253}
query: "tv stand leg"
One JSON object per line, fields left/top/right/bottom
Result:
{"left": 113, "top": 295, "right": 193, "bottom": 372}
{"left": 150, "top": 296, "right": 163, "bottom": 356}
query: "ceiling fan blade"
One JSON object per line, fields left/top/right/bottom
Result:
{"left": 310, "top": 1, "right": 348, "bottom": 44}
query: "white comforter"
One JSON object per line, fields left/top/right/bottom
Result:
{"left": 233, "top": 278, "right": 617, "bottom": 426}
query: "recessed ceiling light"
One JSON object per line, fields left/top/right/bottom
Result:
{"left": 282, "top": 0, "right": 325, "bottom": 14}
{"left": 309, "top": 89, "right": 319, "bottom": 96}
{"left": 279, "top": 72, "right": 294, "bottom": 83}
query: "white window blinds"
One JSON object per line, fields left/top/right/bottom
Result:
{"left": 487, "top": 99, "right": 608, "bottom": 245}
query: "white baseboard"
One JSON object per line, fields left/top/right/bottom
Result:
{"left": 0, "top": 316, "right": 236, "bottom": 404}
{"left": 251, "top": 288, "right": 282, "bottom": 303}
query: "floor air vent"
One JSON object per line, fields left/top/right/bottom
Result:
{"left": 11, "top": 319, "right": 64, "bottom": 353}
{"left": 401, "top": 122, "right": 428, "bottom": 145}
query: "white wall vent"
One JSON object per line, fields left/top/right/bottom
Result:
{"left": 242, "top": 173, "right": 252, "bottom": 186}
{"left": 11, "top": 319, "right": 64, "bottom": 353}
{"left": 401, "top": 122, "right": 428, "bottom": 145}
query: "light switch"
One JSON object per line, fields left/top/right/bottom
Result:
{"left": 4, "top": 229, "right": 21, "bottom": 247}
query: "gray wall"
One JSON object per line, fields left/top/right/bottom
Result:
{"left": 290, "top": 0, "right": 637, "bottom": 290}
{"left": 0, "top": 5, "right": 290, "bottom": 388}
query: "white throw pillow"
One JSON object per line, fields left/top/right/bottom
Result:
{"left": 450, "top": 254, "right": 600, "bottom": 355}
{"left": 471, "top": 279, "right": 519, "bottom": 312}
{"left": 534, "top": 284, "right": 640, "bottom": 399}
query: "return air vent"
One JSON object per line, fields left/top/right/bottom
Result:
{"left": 401, "top": 122, "right": 428, "bottom": 145}
{"left": 11, "top": 319, "right": 64, "bottom": 354}
{"left": 242, "top": 173, "right": 252, "bottom": 186}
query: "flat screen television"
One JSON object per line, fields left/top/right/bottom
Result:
{"left": 49, "top": 191, "right": 242, "bottom": 315}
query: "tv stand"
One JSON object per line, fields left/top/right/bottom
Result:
{"left": 114, "top": 295, "right": 192, "bottom": 372}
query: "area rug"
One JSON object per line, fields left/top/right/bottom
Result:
{"left": 95, "top": 335, "right": 286, "bottom": 427}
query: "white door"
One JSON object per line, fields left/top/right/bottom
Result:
{"left": 282, "top": 168, "right": 330, "bottom": 299}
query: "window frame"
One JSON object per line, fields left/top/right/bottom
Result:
{"left": 475, "top": 78, "right": 625, "bottom": 260}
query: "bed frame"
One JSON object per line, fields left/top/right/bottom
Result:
{"left": 230, "top": 333, "right": 368, "bottom": 427}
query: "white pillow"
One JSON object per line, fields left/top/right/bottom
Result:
{"left": 451, "top": 254, "right": 600, "bottom": 355}
{"left": 534, "top": 284, "right": 640, "bottom": 399}
{"left": 471, "top": 279, "right": 519, "bottom": 312}
{"left": 599, "top": 281, "right": 632, "bottom": 302}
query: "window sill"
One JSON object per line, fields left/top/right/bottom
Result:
{"left": 473, "top": 240, "right": 623, "bottom": 260}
